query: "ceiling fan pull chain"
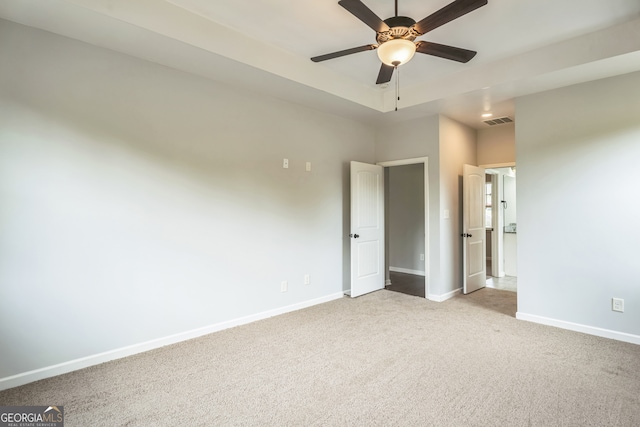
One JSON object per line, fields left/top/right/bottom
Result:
{"left": 395, "top": 65, "right": 400, "bottom": 111}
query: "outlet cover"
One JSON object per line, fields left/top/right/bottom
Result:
{"left": 281, "top": 281, "right": 288, "bottom": 292}
{"left": 612, "top": 298, "right": 624, "bottom": 312}
{"left": 304, "top": 274, "right": 310, "bottom": 285}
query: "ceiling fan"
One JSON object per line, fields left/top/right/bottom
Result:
{"left": 311, "top": 0, "right": 488, "bottom": 84}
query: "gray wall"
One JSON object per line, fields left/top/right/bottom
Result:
{"left": 375, "top": 116, "right": 441, "bottom": 297}
{"left": 438, "top": 116, "right": 478, "bottom": 295}
{"left": 0, "top": 21, "right": 375, "bottom": 379}
{"left": 375, "top": 115, "right": 478, "bottom": 298}
{"left": 388, "top": 164, "right": 425, "bottom": 273}
{"left": 516, "top": 71, "right": 640, "bottom": 339}
{"left": 477, "top": 123, "right": 515, "bottom": 166}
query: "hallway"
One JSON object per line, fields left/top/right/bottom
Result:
{"left": 486, "top": 275, "right": 517, "bottom": 292}
{"left": 386, "top": 271, "right": 517, "bottom": 298}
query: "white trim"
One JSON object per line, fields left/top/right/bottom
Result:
{"left": 389, "top": 266, "right": 425, "bottom": 276}
{"left": 0, "top": 292, "right": 345, "bottom": 391}
{"left": 377, "top": 157, "right": 429, "bottom": 303}
{"left": 428, "top": 287, "right": 461, "bottom": 302}
{"left": 377, "top": 157, "right": 428, "bottom": 168}
{"left": 491, "top": 168, "right": 506, "bottom": 278}
{"left": 516, "top": 312, "right": 640, "bottom": 345}
{"left": 478, "top": 162, "right": 516, "bottom": 169}
{"left": 385, "top": 279, "right": 392, "bottom": 286}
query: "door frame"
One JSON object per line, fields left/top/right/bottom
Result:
{"left": 484, "top": 169, "right": 502, "bottom": 278}
{"left": 377, "top": 157, "right": 430, "bottom": 300}
{"left": 480, "top": 162, "right": 515, "bottom": 279}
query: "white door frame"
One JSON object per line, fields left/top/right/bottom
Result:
{"left": 480, "top": 162, "right": 515, "bottom": 279}
{"left": 484, "top": 169, "right": 502, "bottom": 278}
{"left": 377, "top": 157, "right": 430, "bottom": 299}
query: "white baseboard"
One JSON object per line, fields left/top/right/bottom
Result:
{"left": 428, "top": 287, "right": 461, "bottom": 302}
{"left": 516, "top": 312, "right": 640, "bottom": 345}
{"left": 389, "top": 266, "right": 425, "bottom": 276}
{"left": 0, "top": 292, "right": 345, "bottom": 391}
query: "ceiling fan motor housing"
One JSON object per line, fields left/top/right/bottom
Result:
{"left": 376, "top": 16, "right": 417, "bottom": 44}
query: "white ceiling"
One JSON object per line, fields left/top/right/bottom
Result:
{"left": 2, "top": 0, "right": 640, "bottom": 128}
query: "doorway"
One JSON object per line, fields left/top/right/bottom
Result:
{"left": 378, "top": 158, "right": 429, "bottom": 299}
{"left": 483, "top": 165, "right": 517, "bottom": 292}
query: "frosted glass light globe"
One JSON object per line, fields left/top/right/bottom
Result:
{"left": 377, "top": 39, "right": 416, "bottom": 66}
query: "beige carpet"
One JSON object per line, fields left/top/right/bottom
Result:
{"left": 1, "top": 289, "right": 639, "bottom": 426}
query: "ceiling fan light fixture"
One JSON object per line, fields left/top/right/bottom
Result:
{"left": 377, "top": 39, "right": 416, "bottom": 67}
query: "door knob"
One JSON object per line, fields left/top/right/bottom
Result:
{"left": 349, "top": 234, "right": 360, "bottom": 238}
{"left": 460, "top": 233, "right": 473, "bottom": 238}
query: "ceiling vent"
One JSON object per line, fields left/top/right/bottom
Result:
{"left": 484, "top": 116, "right": 513, "bottom": 126}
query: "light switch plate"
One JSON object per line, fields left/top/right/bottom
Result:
{"left": 612, "top": 298, "right": 624, "bottom": 312}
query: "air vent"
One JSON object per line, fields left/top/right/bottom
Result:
{"left": 484, "top": 117, "right": 513, "bottom": 126}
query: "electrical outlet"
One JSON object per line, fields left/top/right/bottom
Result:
{"left": 612, "top": 298, "right": 624, "bottom": 312}
{"left": 304, "top": 274, "right": 310, "bottom": 285}
{"left": 420, "top": 254, "right": 425, "bottom": 261}
{"left": 281, "top": 281, "right": 288, "bottom": 292}
{"left": 283, "top": 158, "right": 289, "bottom": 169}
{"left": 306, "top": 162, "right": 312, "bottom": 172}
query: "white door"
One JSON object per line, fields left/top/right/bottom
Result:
{"left": 463, "top": 164, "right": 486, "bottom": 294}
{"left": 349, "top": 161, "right": 385, "bottom": 297}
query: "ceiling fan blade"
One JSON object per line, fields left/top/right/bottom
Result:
{"left": 311, "top": 44, "right": 377, "bottom": 62}
{"left": 338, "top": 0, "right": 390, "bottom": 33}
{"left": 376, "top": 64, "right": 394, "bottom": 84}
{"left": 416, "top": 41, "right": 477, "bottom": 63}
{"left": 413, "top": 0, "right": 487, "bottom": 35}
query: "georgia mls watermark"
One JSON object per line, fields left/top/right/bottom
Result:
{"left": 0, "top": 406, "right": 64, "bottom": 427}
